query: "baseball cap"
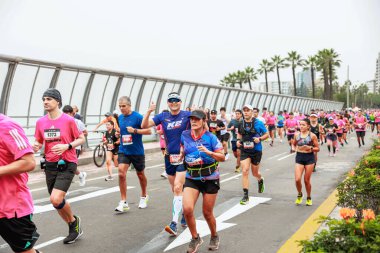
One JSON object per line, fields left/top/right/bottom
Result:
{"left": 328, "top": 116, "right": 334, "bottom": 120}
{"left": 189, "top": 110, "right": 206, "bottom": 119}
{"left": 210, "top": 109, "right": 217, "bottom": 114}
{"left": 310, "top": 113, "right": 318, "bottom": 117}
{"left": 167, "top": 92, "right": 181, "bottom": 102}
{"left": 105, "top": 112, "right": 112, "bottom": 117}
{"left": 242, "top": 104, "right": 253, "bottom": 110}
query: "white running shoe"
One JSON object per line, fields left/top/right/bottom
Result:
{"left": 161, "top": 171, "right": 168, "bottom": 179}
{"left": 105, "top": 175, "right": 114, "bottom": 181}
{"left": 225, "top": 153, "right": 230, "bottom": 161}
{"left": 115, "top": 201, "right": 130, "bottom": 212}
{"left": 138, "top": 195, "right": 149, "bottom": 209}
{"left": 329, "top": 152, "right": 332, "bottom": 157}
{"left": 280, "top": 139, "right": 283, "bottom": 143}
{"left": 79, "top": 172, "right": 87, "bottom": 187}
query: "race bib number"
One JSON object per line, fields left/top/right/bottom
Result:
{"left": 328, "top": 128, "right": 333, "bottom": 133}
{"left": 122, "top": 135, "right": 133, "bottom": 145}
{"left": 288, "top": 128, "right": 295, "bottom": 133}
{"left": 358, "top": 124, "right": 362, "bottom": 129}
{"left": 107, "top": 144, "right": 114, "bottom": 151}
{"left": 169, "top": 154, "right": 183, "bottom": 165}
{"left": 44, "top": 129, "right": 61, "bottom": 142}
{"left": 243, "top": 141, "right": 254, "bottom": 149}
{"left": 209, "top": 123, "right": 217, "bottom": 128}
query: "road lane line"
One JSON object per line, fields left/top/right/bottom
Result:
{"left": 267, "top": 152, "right": 287, "bottom": 160}
{"left": 220, "top": 174, "right": 241, "bottom": 183}
{"left": 277, "top": 153, "right": 295, "bottom": 161}
{"left": 35, "top": 237, "right": 65, "bottom": 249}
{"left": 220, "top": 173, "right": 230, "bottom": 177}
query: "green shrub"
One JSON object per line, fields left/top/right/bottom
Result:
{"left": 299, "top": 216, "right": 380, "bottom": 253}
{"left": 362, "top": 156, "right": 380, "bottom": 173}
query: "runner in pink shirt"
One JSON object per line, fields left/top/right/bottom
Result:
{"left": 374, "top": 110, "right": 380, "bottom": 134}
{"left": 156, "top": 118, "right": 168, "bottom": 179}
{"left": 0, "top": 114, "right": 41, "bottom": 253}
{"left": 353, "top": 110, "right": 367, "bottom": 147}
{"left": 336, "top": 115, "right": 345, "bottom": 147}
{"left": 266, "top": 111, "right": 276, "bottom": 146}
{"left": 33, "top": 88, "right": 85, "bottom": 245}
{"left": 285, "top": 112, "right": 299, "bottom": 152}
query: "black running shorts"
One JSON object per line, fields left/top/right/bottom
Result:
{"left": 221, "top": 133, "right": 230, "bottom": 142}
{"left": 118, "top": 153, "right": 145, "bottom": 172}
{"left": 355, "top": 131, "right": 365, "bottom": 138}
{"left": 184, "top": 178, "right": 220, "bottom": 194}
{"left": 45, "top": 162, "right": 77, "bottom": 194}
{"left": 240, "top": 150, "right": 262, "bottom": 165}
{"left": 295, "top": 152, "right": 315, "bottom": 166}
{"left": 0, "top": 214, "right": 40, "bottom": 253}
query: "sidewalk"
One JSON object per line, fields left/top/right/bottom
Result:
{"left": 32, "top": 142, "right": 161, "bottom": 173}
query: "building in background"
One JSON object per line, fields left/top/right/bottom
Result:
{"left": 375, "top": 52, "right": 380, "bottom": 93}
{"left": 257, "top": 81, "right": 293, "bottom": 95}
{"left": 296, "top": 70, "right": 313, "bottom": 97}
{"left": 366, "top": 79, "right": 376, "bottom": 94}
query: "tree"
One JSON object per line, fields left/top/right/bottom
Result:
{"left": 286, "top": 51, "right": 305, "bottom": 96}
{"left": 220, "top": 73, "right": 237, "bottom": 88}
{"left": 258, "top": 59, "right": 273, "bottom": 92}
{"left": 304, "top": 55, "right": 318, "bottom": 98}
{"left": 243, "top": 66, "right": 258, "bottom": 90}
{"left": 271, "top": 55, "right": 289, "bottom": 94}
{"left": 316, "top": 49, "right": 341, "bottom": 100}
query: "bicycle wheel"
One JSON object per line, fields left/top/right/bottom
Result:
{"left": 93, "top": 145, "right": 106, "bottom": 167}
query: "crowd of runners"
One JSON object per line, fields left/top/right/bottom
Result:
{"left": 1, "top": 87, "right": 379, "bottom": 253}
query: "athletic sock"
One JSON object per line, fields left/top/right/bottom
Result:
{"left": 327, "top": 146, "right": 331, "bottom": 152}
{"left": 243, "top": 188, "right": 248, "bottom": 197}
{"left": 172, "top": 196, "right": 183, "bottom": 223}
{"left": 333, "top": 147, "right": 336, "bottom": 153}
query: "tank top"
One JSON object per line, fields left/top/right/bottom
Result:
{"left": 296, "top": 132, "right": 313, "bottom": 147}
{"left": 310, "top": 123, "right": 320, "bottom": 136}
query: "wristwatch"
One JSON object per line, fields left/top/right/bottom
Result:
{"left": 68, "top": 143, "right": 73, "bottom": 150}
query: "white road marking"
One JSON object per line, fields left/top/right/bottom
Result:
{"left": 34, "top": 186, "right": 135, "bottom": 214}
{"left": 220, "top": 173, "right": 230, "bottom": 177}
{"left": 0, "top": 243, "right": 8, "bottom": 249}
{"left": 277, "top": 153, "right": 295, "bottom": 161}
{"left": 30, "top": 186, "right": 47, "bottom": 193}
{"left": 164, "top": 197, "right": 271, "bottom": 252}
{"left": 35, "top": 237, "right": 65, "bottom": 250}
{"left": 220, "top": 174, "right": 241, "bottom": 183}
{"left": 267, "top": 152, "right": 287, "bottom": 160}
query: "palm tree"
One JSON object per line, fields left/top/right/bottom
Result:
{"left": 304, "top": 55, "right": 318, "bottom": 98}
{"left": 286, "top": 51, "right": 305, "bottom": 96}
{"left": 220, "top": 73, "right": 237, "bottom": 88}
{"left": 234, "top": 70, "right": 246, "bottom": 89}
{"left": 271, "top": 55, "right": 289, "bottom": 95}
{"left": 316, "top": 49, "right": 341, "bottom": 100}
{"left": 244, "top": 66, "right": 258, "bottom": 90}
{"left": 258, "top": 59, "right": 273, "bottom": 92}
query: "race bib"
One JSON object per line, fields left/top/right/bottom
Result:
{"left": 243, "top": 141, "right": 254, "bottom": 149}
{"left": 122, "top": 134, "right": 133, "bottom": 145}
{"left": 288, "top": 128, "right": 296, "bottom": 133}
{"left": 169, "top": 154, "right": 183, "bottom": 165}
{"left": 44, "top": 129, "right": 61, "bottom": 142}
{"left": 358, "top": 124, "right": 362, "bottom": 129}
{"left": 107, "top": 144, "right": 114, "bottom": 151}
{"left": 209, "top": 123, "right": 217, "bottom": 128}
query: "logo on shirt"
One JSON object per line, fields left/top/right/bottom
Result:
{"left": 167, "top": 120, "right": 183, "bottom": 130}
{"left": 9, "top": 129, "right": 28, "bottom": 150}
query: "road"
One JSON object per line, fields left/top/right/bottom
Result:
{"left": 0, "top": 132, "right": 375, "bottom": 253}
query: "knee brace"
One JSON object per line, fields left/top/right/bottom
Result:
{"left": 53, "top": 199, "right": 66, "bottom": 210}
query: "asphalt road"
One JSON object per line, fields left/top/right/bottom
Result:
{"left": 0, "top": 132, "right": 375, "bottom": 253}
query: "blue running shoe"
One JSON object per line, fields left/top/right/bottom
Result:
{"left": 165, "top": 221, "right": 177, "bottom": 236}
{"left": 181, "top": 214, "right": 187, "bottom": 228}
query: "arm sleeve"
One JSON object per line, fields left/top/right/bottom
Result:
{"left": 152, "top": 113, "right": 162, "bottom": 126}
{"left": 211, "top": 134, "right": 223, "bottom": 151}
{"left": 34, "top": 121, "right": 44, "bottom": 143}
{"left": 70, "top": 119, "right": 81, "bottom": 139}
{"left": 5, "top": 123, "right": 34, "bottom": 160}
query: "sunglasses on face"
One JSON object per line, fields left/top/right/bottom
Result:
{"left": 168, "top": 99, "right": 181, "bottom": 103}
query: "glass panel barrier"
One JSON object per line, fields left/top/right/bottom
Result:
{"left": 139, "top": 80, "right": 157, "bottom": 113}
{"left": 0, "top": 62, "right": 8, "bottom": 95}
{"left": 86, "top": 74, "right": 109, "bottom": 116}
{"left": 70, "top": 72, "right": 91, "bottom": 111}
{"left": 56, "top": 70, "right": 78, "bottom": 105}
{"left": 158, "top": 82, "right": 174, "bottom": 112}
{"left": 101, "top": 76, "right": 119, "bottom": 114}
{"left": 29, "top": 67, "right": 55, "bottom": 118}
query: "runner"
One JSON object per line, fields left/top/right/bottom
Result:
{"left": 103, "top": 121, "right": 119, "bottom": 181}
{"left": 291, "top": 118, "right": 320, "bottom": 206}
{"left": 181, "top": 110, "right": 225, "bottom": 253}
{"left": 115, "top": 96, "right": 151, "bottom": 212}
{"left": 94, "top": 112, "right": 120, "bottom": 131}
{"left": 353, "top": 110, "right": 367, "bottom": 147}
{"left": 324, "top": 117, "right": 339, "bottom": 156}
{"left": 336, "top": 115, "right": 345, "bottom": 147}
{"left": 141, "top": 92, "right": 190, "bottom": 235}
{"left": 227, "top": 109, "right": 243, "bottom": 173}
{"left": 33, "top": 88, "right": 85, "bottom": 244}
{"left": 318, "top": 110, "right": 328, "bottom": 144}
{"left": 62, "top": 105, "right": 87, "bottom": 186}
{"left": 266, "top": 111, "right": 276, "bottom": 146}
{"left": 284, "top": 112, "right": 298, "bottom": 153}
{"left": 208, "top": 110, "right": 225, "bottom": 145}
{"left": 218, "top": 107, "right": 230, "bottom": 160}
{"left": 276, "top": 111, "right": 285, "bottom": 143}
{"left": 375, "top": 110, "right": 380, "bottom": 134}
{"left": 156, "top": 113, "right": 169, "bottom": 179}
{"left": 309, "top": 113, "right": 323, "bottom": 172}
{"left": 0, "top": 114, "right": 41, "bottom": 253}
{"left": 237, "top": 105, "right": 269, "bottom": 205}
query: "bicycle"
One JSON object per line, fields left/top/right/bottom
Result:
{"left": 93, "top": 131, "right": 107, "bottom": 167}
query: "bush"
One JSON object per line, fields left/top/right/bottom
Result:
{"left": 337, "top": 168, "right": 380, "bottom": 219}
{"left": 299, "top": 215, "right": 380, "bottom": 253}
{"left": 362, "top": 155, "right": 380, "bottom": 173}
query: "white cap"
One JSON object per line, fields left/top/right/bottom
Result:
{"left": 242, "top": 104, "right": 253, "bottom": 110}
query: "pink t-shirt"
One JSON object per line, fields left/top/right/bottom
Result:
{"left": 266, "top": 116, "right": 276, "bottom": 125}
{"left": 336, "top": 119, "right": 345, "bottom": 133}
{"left": 156, "top": 124, "right": 166, "bottom": 149}
{"left": 285, "top": 119, "right": 298, "bottom": 134}
{"left": 354, "top": 116, "right": 366, "bottom": 132}
{"left": 0, "top": 114, "right": 34, "bottom": 219}
{"left": 35, "top": 113, "right": 80, "bottom": 163}
{"left": 375, "top": 112, "right": 380, "bottom": 123}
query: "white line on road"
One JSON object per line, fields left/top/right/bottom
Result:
{"left": 35, "top": 237, "right": 65, "bottom": 250}
{"left": 220, "top": 173, "right": 230, "bottom": 177}
{"left": 267, "top": 152, "right": 287, "bottom": 160}
{"left": 220, "top": 174, "right": 241, "bottom": 183}
{"left": 278, "top": 153, "right": 295, "bottom": 161}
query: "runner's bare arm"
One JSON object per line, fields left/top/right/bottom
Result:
{"left": 0, "top": 153, "right": 36, "bottom": 176}
{"left": 127, "top": 127, "right": 152, "bottom": 135}
{"left": 141, "top": 102, "right": 157, "bottom": 129}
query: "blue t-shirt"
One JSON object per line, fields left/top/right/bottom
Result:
{"left": 238, "top": 119, "right": 268, "bottom": 152}
{"left": 153, "top": 110, "right": 191, "bottom": 154}
{"left": 118, "top": 111, "right": 144, "bottom": 155}
{"left": 180, "top": 130, "right": 223, "bottom": 180}
{"left": 277, "top": 115, "right": 285, "bottom": 127}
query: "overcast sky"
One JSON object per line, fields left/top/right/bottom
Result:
{"left": 0, "top": 0, "right": 379, "bottom": 86}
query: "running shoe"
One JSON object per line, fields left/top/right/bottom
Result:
{"left": 258, "top": 177, "right": 265, "bottom": 193}
{"left": 165, "top": 221, "right": 177, "bottom": 236}
{"left": 225, "top": 153, "right": 229, "bottom": 161}
{"left": 63, "top": 215, "right": 83, "bottom": 244}
{"left": 295, "top": 193, "right": 303, "bottom": 205}
{"left": 234, "top": 166, "right": 240, "bottom": 173}
{"left": 187, "top": 234, "right": 203, "bottom": 253}
{"left": 240, "top": 195, "right": 249, "bottom": 205}
{"left": 333, "top": 153, "right": 336, "bottom": 157}
{"left": 138, "top": 195, "right": 149, "bottom": 209}
{"left": 280, "top": 139, "right": 283, "bottom": 143}
{"left": 345, "top": 140, "right": 348, "bottom": 144}
{"left": 105, "top": 175, "right": 114, "bottom": 181}
{"left": 269, "top": 142, "right": 273, "bottom": 147}
{"left": 208, "top": 234, "right": 220, "bottom": 251}
{"left": 306, "top": 198, "right": 313, "bottom": 206}
{"left": 79, "top": 172, "right": 87, "bottom": 187}
{"left": 329, "top": 152, "right": 332, "bottom": 157}
{"left": 181, "top": 213, "right": 187, "bottom": 228}
{"left": 362, "top": 140, "right": 365, "bottom": 145}
{"left": 115, "top": 201, "right": 129, "bottom": 213}
{"left": 161, "top": 171, "right": 168, "bottom": 179}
